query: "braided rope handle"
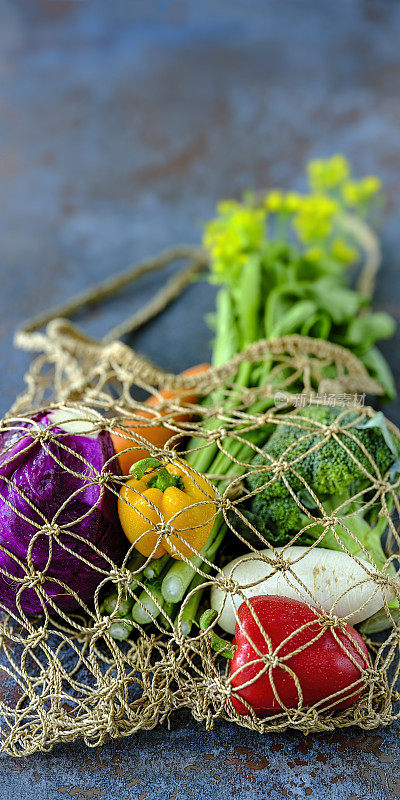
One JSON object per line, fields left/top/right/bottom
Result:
{"left": 12, "top": 215, "right": 382, "bottom": 394}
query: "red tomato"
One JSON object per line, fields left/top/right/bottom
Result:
{"left": 229, "top": 595, "right": 370, "bottom": 717}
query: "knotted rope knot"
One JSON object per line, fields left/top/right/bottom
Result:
{"left": 36, "top": 429, "right": 53, "bottom": 445}
{"left": 371, "top": 572, "right": 392, "bottom": 589}
{"left": 220, "top": 497, "right": 232, "bottom": 511}
{"left": 318, "top": 613, "right": 341, "bottom": 630}
{"left": 172, "top": 631, "right": 187, "bottom": 649}
{"left": 161, "top": 450, "right": 180, "bottom": 465}
{"left": 363, "top": 667, "right": 383, "bottom": 683}
{"left": 206, "top": 677, "right": 231, "bottom": 700}
{"left": 292, "top": 355, "right": 309, "bottom": 371}
{"left": 155, "top": 522, "right": 173, "bottom": 537}
{"left": 298, "top": 707, "right": 320, "bottom": 725}
{"left": 322, "top": 514, "right": 338, "bottom": 528}
{"left": 108, "top": 417, "right": 120, "bottom": 432}
{"left": 374, "top": 479, "right": 390, "bottom": 493}
{"left": 271, "top": 555, "right": 290, "bottom": 573}
{"left": 21, "top": 572, "right": 46, "bottom": 590}
{"left": 96, "top": 419, "right": 110, "bottom": 433}
{"left": 272, "top": 460, "right": 289, "bottom": 477}
{"left": 214, "top": 428, "right": 228, "bottom": 442}
{"left": 97, "top": 471, "right": 114, "bottom": 487}
{"left": 108, "top": 567, "right": 130, "bottom": 586}
{"left": 40, "top": 523, "right": 60, "bottom": 538}
{"left": 326, "top": 423, "right": 341, "bottom": 436}
{"left": 26, "top": 626, "right": 48, "bottom": 648}
{"left": 218, "top": 576, "right": 238, "bottom": 595}
{"left": 262, "top": 652, "right": 280, "bottom": 670}
{"left": 97, "top": 618, "right": 115, "bottom": 637}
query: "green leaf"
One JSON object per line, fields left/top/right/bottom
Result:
{"left": 307, "top": 278, "right": 364, "bottom": 324}
{"left": 360, "top": 347, "right": 396, "bottom": 400}
{"left": 346, "top": 312, "right": 396, "bottom": 347}
{"left": 264, "top": 283, "right": 306, "bottom": 337}
{"left": 270, "top": 300, "right": 317, "bottom": 338}
{"left": 388, "top": 458, "right": 400, "bottom": 483}
{"left": 359, "top": 598, "right": 399, "bottom": 634}
{"left": 300, "top": 311, "right": 332, "bottom": 340}
{"left": 355, "top": 411, "right": 398, "bottom": 457}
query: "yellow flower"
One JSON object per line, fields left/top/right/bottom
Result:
{"left": 342, "top": 176, "right": 382, "bottom": 207}
{"left": 216, "top": 199, "right": 241, "bottom": 216}
{"left": 264, "top": 190, "right": 284, "bottom": 212}
{"left": 284, "top": 192, "right": 302, "bottom": 213}
{"left": 293, "top": 195, "right": 339, "bottom": 243}
{"left": 308, "top": 155, "right": 350, "bottom": 192}
{"left": 305, "top": 246, "right": 323, "bottom": 263}
{"left": 264, "top": 190, "right": 302, "bottom": 214}
{"left": 203, "top": 200, "right": 266, "bottom": 281}
{"left": 362, "top": 176, "right": 381, "bottom": 195}
{"left": 342, "top": 180, "right": 359, "bottom": 206}
{"left": 331, "top": 237, "right": 359, "bottom": 264}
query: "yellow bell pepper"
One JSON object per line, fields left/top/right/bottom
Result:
{"left": 118, "top": 457, "right": 217, "bottom": 560}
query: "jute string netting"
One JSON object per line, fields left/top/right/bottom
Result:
{"left": 0, "top": 245, "right": 399, "bottom": 756}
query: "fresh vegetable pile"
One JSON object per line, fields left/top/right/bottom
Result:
{"left": 97, "top": 156, "right": 399, "bottom": 720}
{"left": 1, "top": 156, "right": 400, "bottom": 753}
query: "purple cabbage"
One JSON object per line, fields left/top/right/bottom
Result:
{"left": 0, "top": 409, "right": 127, "bottom": 615}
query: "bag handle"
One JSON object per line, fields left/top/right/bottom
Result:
{"left": 14, "top": 210, "right": 380, "bottom": 353}
{"left": 10, "top": 224, "right": 384, "bottom": 413}
{"left": 14, "top": 245, "right": 208, "bottom": 352}
{"left": 341, "top": 214, "right": 381, "bottom": 297}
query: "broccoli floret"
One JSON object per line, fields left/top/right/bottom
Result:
{"left": 242, "top": 405, "right": 398, "bottom": 561}
{"left": 248, "top": 405, "right": 395, "bottom": 512}
{"left": 250, "top": 493, "right": 308, "bottom": 538}
{"left": 231, "top": 502, "right": 314, "bottom": 549}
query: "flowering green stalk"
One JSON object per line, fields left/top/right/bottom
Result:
{"left": 201, "top": 154, "right": 394, "bottom": 397}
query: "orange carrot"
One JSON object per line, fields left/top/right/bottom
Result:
{"left": 111, "top": 363, "right": 209, "bottom": 474}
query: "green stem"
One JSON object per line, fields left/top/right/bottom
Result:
{"left": 108, "top": 619, "right": 134, "bottom": 641}
{"left": 199, "top": 609, "right": 234, "bottom": 659}
{"left": 186, "top": 430, "right": 219, "bottom": 474}
{"left": 212, "top": 287, "right": 239, "bottom": 368}
{"left": 130, "top": 457, "right": 183, "bottom": 491}
{"left": 161, "top": 519, "right": 226, "bottom": 604}
{"left": 126, "top": 552, "right": 147, "bottom": 573}
{"left": 175, "top": 575, "right": 207, "bottom": 636}
{"left": 187, "top": 382, "right": 274, "bottom": 477}
{"left": 175, "top": 524, "right": 227, "bottom": 635}
{"left": 101, "top": 591, "right": 133, "bottom": 617}
{"left": 210, "top": 428, "right": 269, "bottom": 480}
{"left": 143, "top": 553, "right": 171, "bottom": 581}
{"left": 159, "top": 601, "right": 177, "bottom": 631}
{"left": 130, "top": 582, "right": 165, "bottom": 625}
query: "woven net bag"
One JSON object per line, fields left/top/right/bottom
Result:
{"left": 1, "top": 247, "right": 399, "bottom": 756}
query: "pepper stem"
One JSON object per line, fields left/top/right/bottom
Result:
{"left": 199, "top": 609, "right": 235, "bottom": 659}
{"left": 130, "top": 457, "right": 183, "bottom": 492}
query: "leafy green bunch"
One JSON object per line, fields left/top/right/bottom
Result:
{"left": 203, "top": 155, "right": 395, "bottom": 398}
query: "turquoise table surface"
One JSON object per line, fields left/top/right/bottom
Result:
{"left": 1, "top": 1, "right": 400, "bottom": 797}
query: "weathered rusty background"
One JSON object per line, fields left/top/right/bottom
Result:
{"left": 1, "top": 0, "right": 400, "bottom": 797}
